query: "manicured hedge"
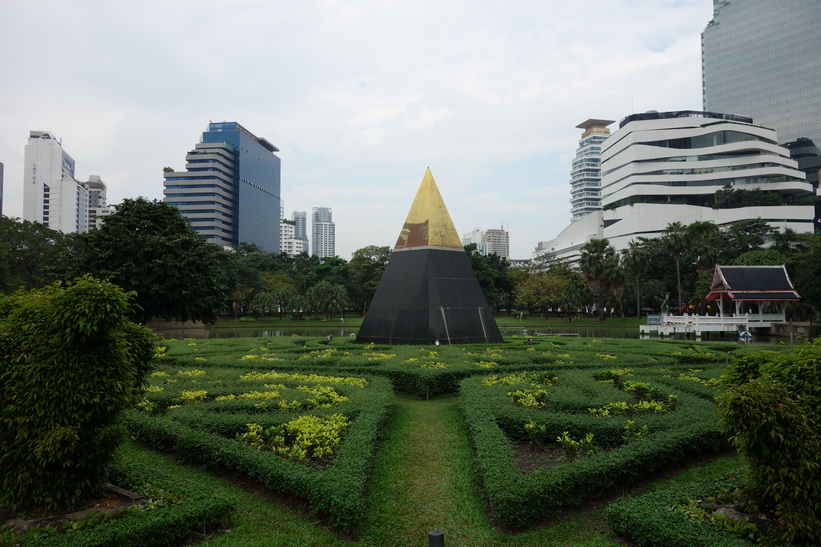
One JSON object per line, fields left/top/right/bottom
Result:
{"left": 460, "top": 363, "right": 729, "bottom": 528}
{"left": 18, "top": 461, "right": 235, "bottom": 546}
{"left": 125, "top": 371, "right": 393, "bottom": 532}
{"left": 158, "top": 336, "right": 746, "bottom": 398}
{"left": 605, "top": 475, "right": 751, "bottom": 546}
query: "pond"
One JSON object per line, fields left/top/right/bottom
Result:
{"left": 153, "top": 325, "right": 789, "bottom": 345}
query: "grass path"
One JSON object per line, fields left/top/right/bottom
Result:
{"left": 359, "top": 395, "right": 616, "bottom": 546}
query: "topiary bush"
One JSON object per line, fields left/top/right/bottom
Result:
{"left": 0, "top": 276, "right": 156, "bottom": 513}
{"left": 717, "top": 338, "right": 821, "bottom": 544}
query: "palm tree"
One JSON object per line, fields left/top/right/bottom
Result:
{"left": 307, "top": 280, "right": 349, "bottom": 321}
{"left": 579, "top": 238, "right": 617, "bottom": 321}
{"left": 621, "top": 240, "right": 646, "bottom": 319}
{"left": 664, "top": 222, "right": 686, "bottom": 313}
{"left": 610, "top": 254, "right": 627, "bottom": 320}
{"left": 771, "top": 227, "right": 799, "bottom": 254}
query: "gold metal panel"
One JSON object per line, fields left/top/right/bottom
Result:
{"left": 394, "top": 168, "right": 463, "bottom": 250}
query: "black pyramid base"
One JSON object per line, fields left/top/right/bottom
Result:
{"left": 356, "top": 248, "right": 504, "bottom": 345}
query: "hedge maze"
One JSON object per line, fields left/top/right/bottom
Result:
{"left": 125, "top": 335, "right": 764, "bottom": 538}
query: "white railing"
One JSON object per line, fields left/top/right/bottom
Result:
{"left": 660, "top": 313, "right": 784, "bottom": 328}
{"left": 661, "top": 315, "right": 748, "bottom": 329}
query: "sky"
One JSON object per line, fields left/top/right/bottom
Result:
{"left": 0, "top": 0, "right": 713, "bottom": 260}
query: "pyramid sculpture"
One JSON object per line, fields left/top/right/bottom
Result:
{"left": 356, "top": 168, "right": 504, "bottom": 345}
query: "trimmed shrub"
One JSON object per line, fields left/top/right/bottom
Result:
{"left": 0, "top": 277, "right": 156, "bottom": 512}
{"left": 606, "top": 475, "right": 751, "bottom": 546}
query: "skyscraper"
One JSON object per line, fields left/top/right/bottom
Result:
{"left": 570, "top": 119, "right": 614, "bottom": 220}
{"left": 702, "top": 0, "right": 821, "bottom": 186}
{"left": 23, "top": 131, "right": 89, "bottom": 234}
{"left": 163, "top": 122, "right": 281, "bottom": 252}
{"left": 312, "top": 206, "right": 335, "bottom": 258}
{"left": 292, "top": 210, "right": 309, "bottom": 254}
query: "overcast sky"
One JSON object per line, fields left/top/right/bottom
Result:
{"left": 0, "top": 0, "right": 712, "bottom": 259}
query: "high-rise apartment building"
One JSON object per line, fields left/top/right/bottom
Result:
{"left": 23, "top": 131, "right": 89, "bottom": 234}
{"left": 84, "top": 175, "right": 113, "bottom": 230}
{"left": 702, "top": 0, "right": 821, "bottom": 187}
{"left": 292, "top": 210, "right": 309, "bottom": 254}
{"left": 570, "top": 119, "right": 614, "bottom": 220}
{"left": 311, "top": 207, "right": 335, "bottom": 258}
{"left": 462, "top": 226, "right": 510, "bottom": 258}
{"left": 163, "top": 122, "right": 281, "bottom": 252}
{"left": 279, "top": 202, "right": 308, "bottom": 256}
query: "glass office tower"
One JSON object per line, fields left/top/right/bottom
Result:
{"left": 702, "top": 0, "right": 821, "bottom": 186}
{"left": 165, "top": 122, "right": 281, "bottom": 252}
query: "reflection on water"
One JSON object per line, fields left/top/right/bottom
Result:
{"left": 153, "top": 325, "right": 788, "bottom": 344}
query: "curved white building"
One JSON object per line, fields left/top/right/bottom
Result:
{"left": 538, "top": 111, "right": 816, "bottom": 262}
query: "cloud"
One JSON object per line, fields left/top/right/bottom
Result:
{"left": 0, "top": 0, "right": 712, "bottom": 258}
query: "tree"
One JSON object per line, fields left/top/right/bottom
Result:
{"left": 514, "top": 272, "right": 569, "bottom": 318}
{"left": 306, "top": 280, "right": 348, "bottom": 320}
{"left": 72, "top": 198, "right": 228, "bottom": 324}
{"left": 579, "top": 238, "right": 617, "bottom": 321}
{"left": 348, "top": 245, "right": 391, "bottom": 315}
{"left": 0, "top": 217, "right": 69, "bottom": 293}
{"left": 621, "top": 240, "right": 646, "bottom": 318}
{"left": 0, "top": 276, "right": 155, "bottom": 512}
{"left": 609, "top": 254, "right": 626, "bottom": 320}
{"left": 725, "top": 218, "right": 773, "bottom": 255}
{"left": 465, "top": 244, "right": 513, "bottom": 311}
{"left": 663, "top": 222, "right": 686, "bottom": 312}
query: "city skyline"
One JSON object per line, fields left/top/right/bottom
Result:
{"left": 2, "top": 1, "right": 716, "bottom": 258}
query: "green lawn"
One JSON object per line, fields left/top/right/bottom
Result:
{"left": 210, "top": 314, "right": 645, "bottom": 330}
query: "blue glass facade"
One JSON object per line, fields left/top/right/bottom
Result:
{"left": 202, "top": 122, "right": 281, "bottom": 252}
{"left": 165, "top": 123, "right": 281, "bottom": 251}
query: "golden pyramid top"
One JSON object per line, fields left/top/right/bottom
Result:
{"left": 394, "top": 168, "right": 463, "bottom": 250}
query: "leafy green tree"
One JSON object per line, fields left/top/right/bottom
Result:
{"left": 0, "top": 217, "right": 69, "bottom": 293}
{"left": 0, "top": 276, "right": 155, "bottom": 512}
{"left": 514, "top": 272, "right": 569, "bottom": 318}
{"left": 305, "top": 256, "right": 350, "bottom": 290}
{"left": 70, "top": 198, "right": 229, "bottom": 324}
{"left": 348, "top": 245, "right": 391, "bottom": 315}
{"left": 465, "top": 244, "right": 513, "bottom": 311}
{"left": 725, "top": 218, "right": 773, "bottom": 255}
{"left": 579, "top": 238, "right": 617, "bottom": 321}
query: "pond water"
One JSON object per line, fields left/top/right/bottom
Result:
{"left": 154, "top": 325, "right": 788, "bottom": 345}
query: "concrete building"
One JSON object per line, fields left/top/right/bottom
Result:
{"left": 463, "top": 226, "right": 510, "bottom": 258}
{"left": 537, "top": 111, "right": 815, "bottom": 263}
{"left": 83, "top": 175, "right": 113, "bottom": 230}
{"left": 23, "top": 131, "right": 89, "bottom": 234}
{"left": 702, "top": 0, "right": 821, "bottom": 188}
{"left": 570, "top": 119, "right": 614, "bottom": 220}
{"left": 279, "top": 202, "right": 308, "bottom": 256}
{"left": 163, "top": 122, "right": 281, "bottom": 252}
{"left": 292, "top": 210, "right": 309, "bottom": 254}
{"left": 311, "top": 206, "right": 335, "bottom": 258}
